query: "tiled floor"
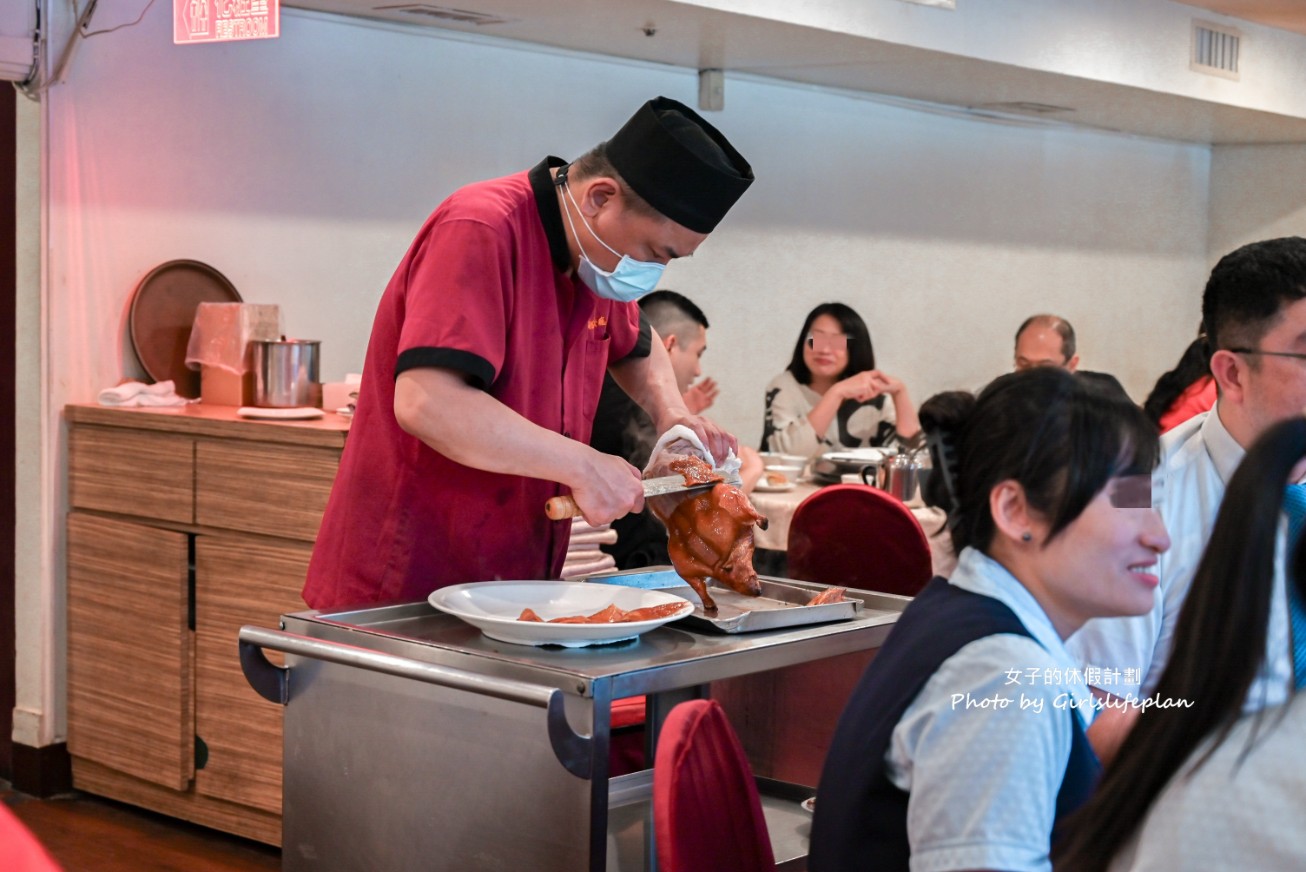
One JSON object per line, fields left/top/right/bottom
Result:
{"left": 2, "top": 781, "right": 280, "bottom": 871}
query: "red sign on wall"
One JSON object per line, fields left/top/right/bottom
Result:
{"left": 174, "top": 0, "right": 280, "bottom": 44}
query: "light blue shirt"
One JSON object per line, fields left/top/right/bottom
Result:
{"left": 886, "top": 547, "right": 1095, "bottom": 872}
{"left": 1067, "top": 406, "right": 1293, "bottom": 711}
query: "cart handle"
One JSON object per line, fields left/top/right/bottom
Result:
{"left": 238, "top": 625, "right": 594, "bottom": 778}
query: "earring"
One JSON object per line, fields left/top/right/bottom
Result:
{"left": 1021, "top": 531, "right": 1033, "bottom": 542}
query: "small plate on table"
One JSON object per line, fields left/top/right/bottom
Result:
{"left": 237, "top": 406, "right": 325, "bottom": 420}
{"left": 752, "top": 480, "right": 796, "bottom": 493}
{"left": 801, "top": 796, "right": 816, "bottom": 814}
{"left": 428, "top": 581, "right": 693, "bottom": 647}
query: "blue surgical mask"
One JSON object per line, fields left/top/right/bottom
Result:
{"left": 562, "top": 184, "right": 665, "bottom": 303}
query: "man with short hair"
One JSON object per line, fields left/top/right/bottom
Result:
{"left": 1013, "top": 314, "right": 1079, "bottom": 372}
{"left": 304, "top": 97, "right": 754, "bottom": 608}
{"left": 1014, "top": 313, "right": 1129, "bottom": 399}
{"left": 1069, "top": 236, "right": 1306, "bottom": 760}
{"left": 591, "top": 289, "right": 761, "bottom": 568}
{"left": 591, "top": 291, "right": 715, "bottom": 477}
{"left": 641, "top": 290, "right": 719, "bottom": 415}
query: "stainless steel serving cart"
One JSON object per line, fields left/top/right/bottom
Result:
{"left": 240, "top": 574, "right": 907, "bottom": 871}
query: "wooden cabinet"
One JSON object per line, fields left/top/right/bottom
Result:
{"left": 64, "top": 404, "right": 348, "bottom": 845}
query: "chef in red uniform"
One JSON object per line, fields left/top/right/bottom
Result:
{"left": 303, "top": 97, "right": 754, "bottom": 609}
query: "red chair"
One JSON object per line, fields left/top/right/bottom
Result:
{"left": 787, "top": 483, "right": 933, "bottom": 596}
{"left": 0, "top": 804, "right": 63, "bottom": 872}
{"left": 609, "top": 695, "right": 648, "bottom": 776}
{"left": 654, "top": 699, "right": 775, "bottom": 872}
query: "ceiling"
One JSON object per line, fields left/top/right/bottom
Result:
{"left": 1175, "top": 0, "right": 1306, "bottom": 37}
{"left": 284, "top": 0, "right": 1306, "bottom": 144}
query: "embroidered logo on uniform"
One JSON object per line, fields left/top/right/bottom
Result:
{"left": 588, "top": 316, "right": 608, "bottom": 331}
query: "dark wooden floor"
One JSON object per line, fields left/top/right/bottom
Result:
{"left": 2, "top": 781, "right": 280, "bottom": 871}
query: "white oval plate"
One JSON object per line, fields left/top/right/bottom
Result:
{"left": 237, "top": 406, "right": 325, "bottom": 420}
{"left": 821, "top": 447, "right": 895, "bottom": 464}
{"left": 752, "top": 481, "right": 796, "bottom": 493}
{"left": 428, "top": 581, "right": 693, "bottom": 647}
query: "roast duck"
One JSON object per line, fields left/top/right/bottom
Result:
{"left": 518, "top": 602, "right": 686, "bottom": 624}
{"left": 646, "top": 449, "right": 768, "bottom": 614}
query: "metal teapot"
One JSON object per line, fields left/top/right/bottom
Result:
{"left": 878, "top": 447, "right": 926, "bottom": 504}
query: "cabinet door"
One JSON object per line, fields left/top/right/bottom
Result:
{"left": 194, "top": 533, "right": 313, "bottom": 813}
{"left": 67, "top": 513, "right": 193, "bottom": 790}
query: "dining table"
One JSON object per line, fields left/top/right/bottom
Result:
{"left": 748, "top": 480, "right": 958, "bottom": 579}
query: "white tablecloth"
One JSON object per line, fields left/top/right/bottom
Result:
{"left": 748, "top": 481, "right": 957, "bottom": 578}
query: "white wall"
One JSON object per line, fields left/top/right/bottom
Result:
{"left": 1209, "top": 143, "right": 1306, "bottom": 258}
{"left": 14, "top": 88, "right": 54, "bottom": 748}
{"left": 23, "top": 4, "right": 1219, "bottom": 741}
{"left": 671, "top": 86, "right": 1210, "bottom": 435}
{"left": 46, "top": 7, "right": 1210, "bottom": 441}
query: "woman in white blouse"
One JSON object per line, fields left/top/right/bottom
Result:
{"left": 761, "top": 302, "right": 920, "bottom": 459}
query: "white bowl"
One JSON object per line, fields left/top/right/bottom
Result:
{"left": 759, "top": 452, "right": 809, "bottom": 467}
{"left": 762, "top": 463, "right": 804, "bottom": 484}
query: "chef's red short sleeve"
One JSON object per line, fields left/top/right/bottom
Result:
{"left": 393, "top": 212, "right": 514, "bottom": 389}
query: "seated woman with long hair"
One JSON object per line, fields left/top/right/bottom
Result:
{"left": 1056, "top": 416, "right": 1306, "bottom": 871}
{"left": 808, "top": 368, "right": 1169, "bottom": 872}
{"left": 760, "top": 302, "right": 920, "bottom": 459}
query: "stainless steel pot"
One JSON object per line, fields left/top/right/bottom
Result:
{"left": 252, "top": 338, "right": 321, "bottom": 408}
{"left": 878, "top": 449, "right": 924, "bottom": 503}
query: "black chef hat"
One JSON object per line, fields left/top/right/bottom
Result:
{"left": 605, "top": 97, "right": 753, "bottom": 234}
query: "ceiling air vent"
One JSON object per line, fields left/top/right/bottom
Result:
{"left": 374, "top": 5, "right": 515, "bottom": 26}
{"left": 1192, "top": 21, "right": 1240, "bottom": 80}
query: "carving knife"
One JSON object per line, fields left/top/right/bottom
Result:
{"left": 545, "top": 469, "right": 744, "bottom": 520}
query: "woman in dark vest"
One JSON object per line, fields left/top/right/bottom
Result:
{"left": 809, "top": 368, "right": 1169, "bottom": 872}
{"left": 1056, "top": 417, "right": 1306, "bottom": 871}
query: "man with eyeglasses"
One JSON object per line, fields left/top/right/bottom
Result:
{"left": 1068, "top": 236, "right": 1306, "bottom": 762}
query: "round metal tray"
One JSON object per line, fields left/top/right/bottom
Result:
{"left": 128, "top": 259, "right": 241, "bottom": 399}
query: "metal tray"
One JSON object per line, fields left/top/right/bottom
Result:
{"left": 587, "top": 568, "right": 861, "bottom": 634}
{"left": 128, "top": 259, "right": 242, "bottom": 398}
{"left": 810, "top": 447, "right": 896, "bottom": 484}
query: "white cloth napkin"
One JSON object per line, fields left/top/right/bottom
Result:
{"left": 561, "top": 518, "right": 618, "bottom": 579}
{"left": 561, "top": 552, "right": 617, "bottom": 579}
{"left": 97, "top": 380, "right": 188, "bottom": 408}
{"left": 569, "top": 524, "right": 619, "bottom": 547}
{"left": 644, "top": 424, "right": 740, "bottom": 476}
